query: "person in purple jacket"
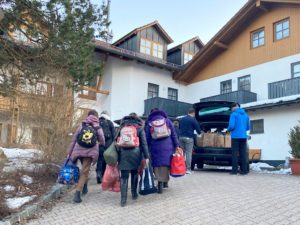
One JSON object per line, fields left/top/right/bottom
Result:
{"left": 145, "top": 109, "right": 179, "bottom": 194}
{"left": 67, "top": 110, "right": 105, "bottom": 203}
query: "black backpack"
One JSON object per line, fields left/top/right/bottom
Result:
{"left": 99, "top": 118, "right": 112, "bottom": 140}
{"left": 76, "top": 123, "right": 99, "bottom": 148}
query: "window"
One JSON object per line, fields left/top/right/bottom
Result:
{"left": 184, "top": 52, "right": 193, "bottom": 64}
{"left": 140, "top": 38, "right": 163, "bottom": 59}
{"left": 79, "top": 76, "right": 97, "bottom": 100}
{"left": 220, "top": 80, "right": 232, "bottom": 94}
{"left": 274, "top": 18, "right": 289, "bottom": 41}
{"left": 153, "top": 43, "right": 163, "bottom": 59}
{"left": 251, "top": 28, "right": 265, "bottom": 48}
{"left": 168, "top": 88, "right": 178, "bottom": 101}
{"left": 250, "top": 119, "right": 264, "bottom": 134}
{"left": 140, "top": 38, "right": 151, "bottom": 55}
{"left": 147, "top": 83, "right": 159, "bottom": 99}
{"left": 238, "top": 75, "right": 251, "bottom": 91}
{"left": 291, "top": 62, "right": 300, "bottom": 78}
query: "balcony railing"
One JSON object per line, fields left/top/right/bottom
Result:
{"left": 268, "top": 77, "right": 300, "bottom": 99}
{"left": 144, "top": 97, "right": 192, "bottom": 118}
{"left": 200, "top": 90, "right": 257, "bottom": 104}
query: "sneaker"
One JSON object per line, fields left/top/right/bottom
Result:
{"left": 186, "top": 170, "right": 193, "bottom": 174}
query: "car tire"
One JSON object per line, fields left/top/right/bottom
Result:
{"left": 197, "top": 162, "right": 204, "bottom": 169}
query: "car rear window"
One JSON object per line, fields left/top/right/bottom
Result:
{"left": 198, "top": 107, "right": 231, "bottom": 116}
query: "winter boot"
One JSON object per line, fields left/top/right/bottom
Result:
{"left": 157, "top": 181, "right": 163, "bottom": 194}
{"left": 73, "top": 190, "right": 82, "bottom": 203}
{"left": 120, "top": 178, "right": 128, "bottom": 207}
{"left": 82, "top": 183, "right": 88, "bottom": 195}
{"left": 131, "top": 174, "right": 139, "bottom": 200}
{"left": 163, "top": 182, "right": 169, "bottom": 188}
{"left": 96, "top": 171, "right": 102, "bottom": 184}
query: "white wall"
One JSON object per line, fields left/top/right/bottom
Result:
{"left": 107, "top": 57, "right": 188, "bottom": 120}
{"left": 186, "top": 53, "right": 300, "bottom": 104}
{"left": 247, "top": 104, "right": 300, "bottom": 160}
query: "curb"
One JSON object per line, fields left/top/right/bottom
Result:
{"left": 0, "top": 183, "right": 70, "bottom": 225}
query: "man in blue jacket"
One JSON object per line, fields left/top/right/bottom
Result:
{"left": 227, "top": 102, "right": 250, "bottom": 175}
{"left": 179, "top": 108, "right": 201, "bottom": 174}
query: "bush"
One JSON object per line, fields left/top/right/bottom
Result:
{"left": 288, "top": 121, "right": 300, "bottom": 158}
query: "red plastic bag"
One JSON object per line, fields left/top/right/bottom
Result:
{"left": 170, "top": 148, "right": 186, "bottom": 177}
{"left": 101, "top": 164, "right": 120, "bottom": 192}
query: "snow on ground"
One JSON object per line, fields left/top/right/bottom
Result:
{"left": 211, "top": 162, "right": 291, "bottom": 175}
{"left": 250, "top": 162, "right": 274, "bottom": 171}
{"left": 21, "top": 175, "right": 33, "bottom": 185}
{"left": 5, "top": 195, "right": 37, "bottom": 209}
{"left": 3, "top": 185, "right": 16, "bottom": 192}
{"left": 0, "top": 147, "right": 42, "bottom": 159}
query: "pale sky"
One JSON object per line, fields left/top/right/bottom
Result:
{"left": 93, "top": 0, "right": 248, "bottom": 47}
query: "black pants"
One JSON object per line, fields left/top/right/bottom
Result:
{"left": 231, "top": 138, "right": 248, "bottom": 174}
{"left": 120, "top": 169, "right": 138, "bottom": 179}
{"left": 96, "top": 150, "right": 106, "bottom": 178}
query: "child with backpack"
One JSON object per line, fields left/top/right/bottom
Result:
{"left": 96, "top": 110, "right": 115, "bottom": 184}
{"left": 145, "top": 109, "right": 179, "bottom": 194}
{"left": 67, "top": 110, "right": 105, "bottom": 203}
{"left": 116, "top": 113, "right": 149, "bottom": 207}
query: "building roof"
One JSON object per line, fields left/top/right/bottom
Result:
{"left": 174, "top": 0, "right": 300, "bottom": 82}
{"left": 243, "top": 94, "right": 300, "bottom": 111}
{"left": 167, "top": 37, "right": 204, "bottom": 54}
{"left": 94, "top": 40, "right": 182, "bottom": 72}
{"left": 112, "top": 20, "right": 174, "bottom": 46}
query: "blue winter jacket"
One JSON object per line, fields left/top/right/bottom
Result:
{"left": 227, "top": 108, "right": 250, "bottom": 139}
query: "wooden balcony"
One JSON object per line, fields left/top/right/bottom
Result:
{"left": 144, "top": 97, "right": 192, "bottom": 118}
{"left": 268, "top": 77, "right": 300, "bottom": 99}
{"left": 200, "top": 90, "right": 257, "bottom": 104}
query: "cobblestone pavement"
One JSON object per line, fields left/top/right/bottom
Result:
{"left": 28, "top": 169, "right": 300, "bottom": 225}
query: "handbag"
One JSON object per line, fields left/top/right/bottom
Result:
{"left": 104, "top": 128, "right": 121, "bottom": 166}
{"left": 57, "top": 158, "right": 80, "bottom": 185}
{"left": 139, "top": 163, "right": 157, "bottom": 195}
{"left": 170, "top": 148, "right": 186, "bottom": 177}
{"left": 103, "top": 142, "right": 118, "bottom": 166}
{"left": 101, "top": 164, "right": 120, "bottom": 192}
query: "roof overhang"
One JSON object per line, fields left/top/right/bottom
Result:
{"left": 243, "top": 95, "right": 300, "bottom": 111}
{"left": 113, "top": 20, "right": 173, "bottom": 46}
{"left": 94, "top": 40, "right": 182, "bottom": 72}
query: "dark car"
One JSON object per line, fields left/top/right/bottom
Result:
{"left": 191, "top": 101, "right": 235, "bottom": 170}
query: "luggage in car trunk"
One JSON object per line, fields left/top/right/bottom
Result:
{"left": 203, "top": 133, "right": 215, "bottom": 147}
{"left": 196, "top": 134, "right": 204, "bottom": 147}
{"left": 224, "top": 134, "right": 231, "bottom": 148}
{"left": 215, "top": 134, "right": 225, "bottom": 148}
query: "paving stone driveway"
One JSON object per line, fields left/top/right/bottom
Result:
{"left": 28, "top": 170, "right": 300, "bottom": 225}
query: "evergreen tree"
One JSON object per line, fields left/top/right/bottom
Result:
{"left": 0, "top": 0, "right": 111, "bottom": 96}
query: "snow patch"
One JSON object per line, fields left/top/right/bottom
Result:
{"left": 4, "top": 185, "right": 16, "bottom": 192}
{"left": 6, "top": 195, "right": 37, "bottom": 209}
{"left": 21, "top": 175, "right": 33, "bottom": 185}
{"left": 242, "top": 94, "right": 300, "bottom": 109}
{"left": 250, "top": 162, "right": 274, "bottom": 172}
{"left": 0, "top": 147, "right": 42, "bottom": 159}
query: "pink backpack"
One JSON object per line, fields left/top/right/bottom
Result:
{"left": 116, "top": 125, "right": 140, "bottom": 148}
{"left": 150, "top": 118, "right": 171, "bottom": 140}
